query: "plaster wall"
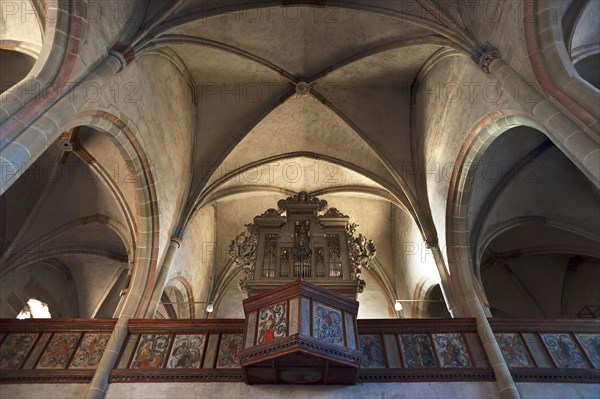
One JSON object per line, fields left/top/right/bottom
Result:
{"left": 212, "top": 270, "right": 246, "bottom": 318}
{"left": 169, "top": 204, "right": 216, "bottom": 319}
{"left": 457, "top": 0, "right": 535, "bottom": 82}
{"left": 516, "top": 382, "right": 600, "bottom": 399}
{"left": 0, "top": 0, "right": 43, "bottom": 48}
{"left": 214, "top": 194, "right": 284, "bottom": 281}
{"left": 72, "top": 0, "right": 137, "bottom": 79}
{"left": 393, "top": 204, "right": 439, "bottom": 312}
{"left": 2, "top": 381, "right": 598, "bottom": 399}
{"left": 0, "top": 262, "right": 77, "bottom": 318}
{"left": 414, "top": 54, "right": 523, "bottom": 265}
{"left": 0, "top": 383, "right": 88, "bottom": 399}
{"left": 78, "top": 53, "right": 195, "bottom": 266}
{"left": 105, "top": 381, "right": 497, "bottom": 399}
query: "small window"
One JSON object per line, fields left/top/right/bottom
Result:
{"left": 16, "top": 298, "right": 51, "bottom": 319}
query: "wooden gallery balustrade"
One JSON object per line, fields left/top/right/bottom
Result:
{"left": 0, "top": 317, "right": 598, "bottom": 385}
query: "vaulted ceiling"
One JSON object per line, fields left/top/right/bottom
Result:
{"left": 134, "top": 1, "right": 473, "bottom": 231}
{"left": 2, "top": 0, "right": 598, "bottom": 320}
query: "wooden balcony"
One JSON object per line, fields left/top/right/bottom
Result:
{"left": 0, "top": 318, "right": 598, "bottom": 385}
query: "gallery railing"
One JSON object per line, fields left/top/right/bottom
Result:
{"left": 0, "top": 318, "right": 598, "bottom": 384}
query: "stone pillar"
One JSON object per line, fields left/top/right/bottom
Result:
{"left": 475, "top": 44, "right": 599, "bottom": 189}
{"left": 144, "top": 236, "right": 182, "bottom": 319}
{"left": 84, "top": 231, "right": 145, "bottom": 399}
{"left": 83, "top": 317, "right": 129, "bottom": 399}
{"left": 427, "top": 240, "right": 460, "bottom": 316}
{"left": 436, "top": 238, "right": 521, "bottom": 398}
{"left": 466, "top": 297, "right": 521, "bottom": 399}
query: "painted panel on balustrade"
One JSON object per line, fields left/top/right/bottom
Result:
{"left": 313, "top": 302, "right": 344, "bottom": 346}
{"left": 0, "top": 333, "right": 38, "bottom": 369}
{"left": 257, "top": 302, "right": 287, "bottom": 345}
{"left": 70, "top": 333, "right": 111, "bottom": 369}
{"left": 37, "top": 333, "right": 81, "bottom": 369}
{"left": 576, "top": 334, "right": 600, "bottom": 368}
{"left": 130, "top": 334, "right": 171, "bottom": 369}
{"left": 359, "top": 334, "right": 386, "bottom": 368}
{"left": 216, "top": 334, "right": 243, "bottom": 368}
{"left": 495, "top": 333, "right": 535, "bottom": 368}
{"left": 542, "top": 333, "right": 589, "bottom": 369}
{"left": 400, "top": 334, "right": 437, "bottom": 368}
{"left": 167, "top": 334, "right": 206, "bottom": 369}
{"left": 432, "top": 333, "right": 472, "bottom": 368}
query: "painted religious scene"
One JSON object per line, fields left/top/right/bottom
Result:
{"left": 0, "top": 333, "right": 38, "bottom": 369}
{"left": 257, "top": 302, "right": 287, "bottom": 345}
{"left": 216, "top": 334, "right": 243, "bottom": 368}
{"left": 312, "top": 302, "right": 344, "bottom": 346}
{"left": 432, "top": 333, "right": 472, "bottom": 368}
{"left": 167, "top": 335, "right": 205, "bottom": 369}
{"left": 400, "top": 334, "right": 437, "bottom": 368}
{"left": 70, "top": 334, "right": 111, "bottom": 369}
{"left": 130, "top": 334, "right": 171, "bottom": 369}
{"left": 358, "top": 334, "right": 386, "bottom": 368}
{"left": 37, "top": 333, "right": 81, "bottom": 369}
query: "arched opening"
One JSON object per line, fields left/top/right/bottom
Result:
{"left": 562, "top": 0, "right": 600, "bottom": 89}
{"left": 421, "top": 284, "right": 451, "bottom": 318}
{"left": 0, "top": 131, "right": 133, "bottom": 318}
{"left": 156, "top": 278, "right": 194, "bottom": 320}
{"left": 480, "top": 223, "right": 600, "bottom": 318}
{"left": 573, "top": 53, "right": 600, "bottom": 89}
{"left": 16, "top": 298, "right": 51, "bottom": 319}
{"left": 465, "top": 125, "right": 600, "bottom": 319}
{"left": 0, "top": 49, "right": 36, "bottom": 94}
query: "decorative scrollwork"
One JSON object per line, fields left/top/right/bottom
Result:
{"left": 228, "top": 223, "right": 258, "bottom": 292}
{"left": 260, "top": 208, "right": 282, "bottom": 218}
{"left": 321, "top": 207, "right": 348, "bottom": 218}
{"left": 345, "top": 224, "right": 376, "bottom": 293}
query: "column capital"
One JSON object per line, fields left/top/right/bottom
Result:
{"left": 109, "top": 43, "right": 136, "bottom": 72}
{"left": 170, "top": 236, "right": 182, "bottom": 248}
{"left": 472, "top": 42, "right": 501, "bottom": 73}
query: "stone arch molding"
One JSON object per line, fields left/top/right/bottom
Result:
{"left": 445, "top": 110, "right": 550, "bottom": 317}
{"left": 1, "top": 0, "right": 85, "bottom": 122}
{"left": 162, "top": 276, "right": 195, "bottom": 319}
{"left": 476, "top": 217, "right": 600, "bottom": 272}
{"left": 523, "top": 0, "right": 599, "bottom": 134}
{"left": 184, "top": 152, "right": 413, "bottom": 235}
{"left": 60, "top": 110, "right": 160, "bottom": 319}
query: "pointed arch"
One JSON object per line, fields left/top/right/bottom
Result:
{"left": 60, "top": 110, "right": 160, "bottom": 318}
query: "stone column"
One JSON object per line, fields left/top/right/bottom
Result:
{"left": 436, "top": 240, "right": 521, "bottom": 399}
{"left": 144, "top": 237, "right": 182, "bottom": 319}
{"left": 466, "top": 296, "right": 521, "bottom": 399}
{"left": 460, "top": 272, "right": 521, "bottom": 399}
{"left": 427, "top": 239, "right": 460, "bottom": 316}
